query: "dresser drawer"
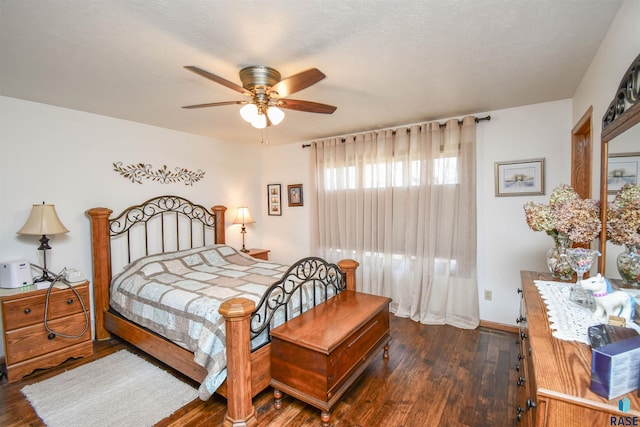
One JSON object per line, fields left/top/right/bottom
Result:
{"left": 2, "top": 285, "right": 89, "bottom": 331}
{"left": 5, "top": 311, "right": 91, "bottom": 365}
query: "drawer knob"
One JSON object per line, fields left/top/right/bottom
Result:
{"left": 518, "top": 353, "right": 525, "bottom": 361}
{"left": 67, "top": 299, "right": 74, "bottom": 304}
{"left": 527, "top": 398, "right": 536, "bottom": 409}
{"left": 48, "top": 333, "right": 56, "bottom": 340}
{"left": 515, "top": 363, "right": 520, "bottom": 372}
{"left": 517, "top": 376, "right": 526, "bottom": 387}
{"left": 24, "top": 308, "right": 31, "bottom": 314}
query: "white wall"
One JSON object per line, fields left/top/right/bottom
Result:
{"left": 477, "top": 100, "right": 572, "bottom": 325}
{"left": 259, "top": 143, "right": 314, "bottom": 265}
{"left": 0, "top": 96, "right": 262, "bottom": 357}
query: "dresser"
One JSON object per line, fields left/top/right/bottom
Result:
{"left": 517, "top": 271, "right": 640, "bottom": 425}
{"left": 270, "top": 290, "right": 391, "bottom": 426}
{"left": 1, "top": 281, "right": 93, "bottom": 382}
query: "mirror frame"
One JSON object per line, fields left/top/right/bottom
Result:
{"left": 598, "top": 53, "right": 640, "bottom": 274}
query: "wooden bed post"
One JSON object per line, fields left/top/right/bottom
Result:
{"left": 86, "top": 207, "right": 113, "bottom": 340}
{"left": 212, "top": 205, "right": 227, "bottom": 244}
{"left": 338, "top": 259, "right": 359, "bottom": 292}
{"left": 219, "top": 297, "right": 257, "bottom": 427}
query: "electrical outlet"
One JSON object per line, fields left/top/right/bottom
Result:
{"left": 484, "top": 290, "right": 492, "bottom": 301}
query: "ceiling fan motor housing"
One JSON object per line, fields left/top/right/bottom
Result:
{"left": 239, "top": 66, "right": 281, "bottom": 92}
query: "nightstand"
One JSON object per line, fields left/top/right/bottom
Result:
{"left": 0, "top": 280, "right": 93, "bottom": 382}
{"left": 246, "top": 248, "right": 270, "bottom": 261}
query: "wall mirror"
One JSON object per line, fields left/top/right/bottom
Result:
{"left": 598, "top": 53, "right": 640, "bottom": 277}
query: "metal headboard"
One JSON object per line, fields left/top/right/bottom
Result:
{"left": 109, "top": 195, "right": 218, "bottom": 268}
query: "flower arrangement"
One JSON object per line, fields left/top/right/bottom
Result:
{"left": 524, "top": 184, "right": 601, "bottom": 244}
{"left": 606, "top": 183, "right": 640, "bottom": 246}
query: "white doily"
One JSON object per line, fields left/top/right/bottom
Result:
{"left": 533, "top": 280, "right": 640, "bottom": 344}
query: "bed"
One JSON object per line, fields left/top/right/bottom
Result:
{"left": 86, "top": 195, "right": 358, "bottom": 426}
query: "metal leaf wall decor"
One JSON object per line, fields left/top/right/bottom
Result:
{"left": 113, "top": 162, "right": 205, "bottom": 186}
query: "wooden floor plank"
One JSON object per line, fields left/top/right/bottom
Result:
{"left": 0, "top": 315, "right": 518, "bottom": 426}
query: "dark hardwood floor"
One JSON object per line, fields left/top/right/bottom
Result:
{"left": 0, "top": 315, "right": 518, "bottom": 426}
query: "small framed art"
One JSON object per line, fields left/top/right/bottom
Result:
{"left": 288, "top": 184, "right": 303, "bottom": 207}
{"left": 267, "top": 184, "right": 282, "bottom": 216}
{"left": 494, "top": 158, "right": 545, "bottom": 197}
{"left": 608, "top": 152, "right": 640, "bottom": 194}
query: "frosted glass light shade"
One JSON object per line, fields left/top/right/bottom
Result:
{"left": 233, "top": 207, "right": 255, "bottom": 225}
{"left": 240, "top": 103, "right": 259, "bottom": 122}
{"left": 267, "top": 107, "right": 285, "bottom": 125}
{"left": 17, "top": 204, "right": 69, "bottom": 235}
{"left": 251, "top": 114, "right": 267, "bottom": 129}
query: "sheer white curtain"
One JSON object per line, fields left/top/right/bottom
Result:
{"left": 312, "top": 117, "right": 479, "bottom": 329}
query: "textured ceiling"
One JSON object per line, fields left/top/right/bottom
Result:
{"left": 0, "top": 0, "right": 623, "bottom": 145}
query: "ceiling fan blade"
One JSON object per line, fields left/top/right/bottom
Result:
{"left": 269, "top": 68, "right": 326, "bottom": 98}
{"left": 184, "top": 66, "right": 251, "bottom": 96}
{"left": 182, "top": 100, "right": 246, "bottom": 109}
{"left": 278, "top": 99, "right": 337, "bottom": 114}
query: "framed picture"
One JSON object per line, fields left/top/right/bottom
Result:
{"left": 494, "top": 158, "right": 545, "bottom": 197}
{"left": 287, "top": 184, "right": 303, "bottom": 207}
{"left": 267, "top": 184, "right": 282, "bottom": 216}
{"left": 607, "top": 152, "right": 640, "bottom": 194}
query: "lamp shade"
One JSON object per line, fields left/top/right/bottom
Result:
{"left": 233, "top": 206, "right": 255, "bottom": 225}
{"left": 17, "top": 203, "right": 69, "bottom": 235}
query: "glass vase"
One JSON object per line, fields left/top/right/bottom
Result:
{"left": 617, "top": 244, "right": 640, "bottom": 287}
{"left": 546, "top": 233, "right": 573, "bottom": 280}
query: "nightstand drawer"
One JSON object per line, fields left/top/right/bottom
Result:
{"left": 2, "top": 285, "right": 89, "bottom": 331}
{"left": 247, "top": 248, "right": 270, "bottom": 260}
{"left": 5, "top": 311, "right": 91, "bottom": 365}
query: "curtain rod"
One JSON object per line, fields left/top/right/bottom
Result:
{"left": 301, "top": 115, "right": 491, "bottom": 148}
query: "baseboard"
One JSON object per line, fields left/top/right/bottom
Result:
{"left": 479, "top": 320, "right": 518, "bottom": 334}
{"left": 391, "top": 303, "right": 518, "bottom": 334}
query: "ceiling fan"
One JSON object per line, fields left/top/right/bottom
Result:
{"left": 182, "top": 65, "right": 337, "bottom": 128}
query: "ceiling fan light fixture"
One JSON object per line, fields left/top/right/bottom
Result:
{"left": 184, "top": 65, "right": 336, "bottom": 134}
{"left": 240, "top": 103, "right": 259, "bottom": 123}
{"left": 251, "top": 113, "right": 267, "bottom": 129}
{"left": 267, "top": 106, "right": 285, "bottom": 125}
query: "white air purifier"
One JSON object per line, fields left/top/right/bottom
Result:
{"left": 0, "top": 260, "right": 33, "bottom": 288}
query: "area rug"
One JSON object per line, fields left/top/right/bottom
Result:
{"left": 21, "top": 350, "right": 198, "bottom": 427}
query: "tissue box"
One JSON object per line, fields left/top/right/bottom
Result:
{"left": 590, "top": 335, "right": 640, "bottom": 399}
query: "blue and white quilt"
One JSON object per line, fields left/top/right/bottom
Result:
{"left": 110, "top": 244, "right": 288, "bottom": 400}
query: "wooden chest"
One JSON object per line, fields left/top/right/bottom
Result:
{"left": 270, "top": 290, "right": 391, "bottom": 425}
{"left": 1, "top": 281, "right": 93, "bottom": 382}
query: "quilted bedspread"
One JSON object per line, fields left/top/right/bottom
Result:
{"left": 110, "top": 244, "right": 289, "bottom": 400}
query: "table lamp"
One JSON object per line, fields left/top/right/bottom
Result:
{"left": 17, "top": 202, "right": 69, "bottom": 282}
{"left": 233, "top": 206, "right": 255, "bottom": 253}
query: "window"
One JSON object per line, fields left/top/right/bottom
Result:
{"left": 324, "top": 157, "right": 458, "bottom": 190}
